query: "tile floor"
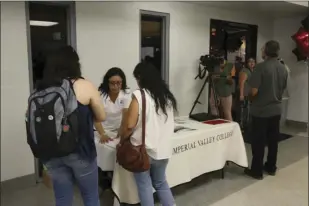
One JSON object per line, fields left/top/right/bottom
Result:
{"left": 1, "top": 125, "right": 308, "bottom": 206}
{"left": 210, "top": 157, "right": 308, "bottom": 206}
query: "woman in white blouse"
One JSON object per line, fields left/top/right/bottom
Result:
{"left": 122, "top": 62, "right": 177, "bottom": 206}
{"left": 94, "top": 67, "right": 131, "bottom": 143}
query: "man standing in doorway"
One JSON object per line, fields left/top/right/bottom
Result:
{"left": 245, "top": 40, "right": 288, "bottom": 180}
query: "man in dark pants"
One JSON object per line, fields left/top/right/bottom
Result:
{"left": 244, "top": 40, "right": 288, "bottom": 180}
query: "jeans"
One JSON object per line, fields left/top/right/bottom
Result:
{"left": 133, "top": 158, "right": 175, "bottom": 206}
{"left": 44, "top": 153, "right": 100, "bottom": 206}
{"left": 250, "top": 115, "right": 281, "bottom": 176}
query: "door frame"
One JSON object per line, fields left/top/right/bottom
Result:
{"left": 140, "top": 10, "right": 170, "bottom": 86}
{"left": 25, "top": 1, "right": 77, "bottom": 183}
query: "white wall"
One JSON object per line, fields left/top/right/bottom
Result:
{"left": 1, "top": 2, "right": 34, "bottom": 181}
{"left": 76, "top": 1, "right": 273, "bottom": 116}
{"left": 0, "top": 1, "right": 274, "bottom": 181}
{"left": 274, "top": 16, "right": 308, "bottom": 123}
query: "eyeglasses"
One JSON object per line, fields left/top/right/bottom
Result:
{"left": 109, "top": 81, "right": 122, "bottom": 86}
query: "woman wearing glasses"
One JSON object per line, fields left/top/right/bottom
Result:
{"left": 94, "top": 67, "right": 131, "bottom": 143}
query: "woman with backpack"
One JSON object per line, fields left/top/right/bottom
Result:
{"left": 26, "top": 46, "right": 105, "bottom": 206}
{"left": 120, "top": 62, "right": 177, "bottom": 206}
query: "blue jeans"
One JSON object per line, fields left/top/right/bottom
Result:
{"left": 44, "top": 153, "right": 100, "bottom": 206}
{"left": 133, "top": 158, "right": 175, "bottom": 206}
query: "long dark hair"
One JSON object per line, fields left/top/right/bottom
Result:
{"left": 98, "top": 67, "right": 128, "bottom": 96}
{"left": 133, "top": 62, "right": 177, "bottom": 116}
{"left": 36, "top": 46, "right": 81, "bottom": 90}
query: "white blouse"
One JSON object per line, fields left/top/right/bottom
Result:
{"left": 101, "top": 89, "right": 131, "bottom": 131}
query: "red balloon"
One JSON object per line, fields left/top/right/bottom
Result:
{"left": 292, "top": 27, "right": 309, "bottom": 57}
{"left": 292, "top": 48, "right": 306, "bottom": 61}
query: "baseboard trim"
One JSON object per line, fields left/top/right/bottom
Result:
{"left": 286, "top": 120, "right": 308, "bottom": 130}
{"left": 1, "top": 173, "right": 37, "bottom": 193}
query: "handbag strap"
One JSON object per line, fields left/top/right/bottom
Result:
{"left": 140, "top": 89, "right": 146, "bottom": 146}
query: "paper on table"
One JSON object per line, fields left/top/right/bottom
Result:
{"left": 174, "top": 126, "right": 196, "bottom": 133}
{"left": 95, "top": 138, "right": 120, "bottom": 149}
{"left": 174, "top": 117, "right": 187, "bottom": 124}
{"left": 94, "top": 132, "right": 120, "bottom": 149}
{"left": 105, "top": 138, "right": 120, "bottom": 149}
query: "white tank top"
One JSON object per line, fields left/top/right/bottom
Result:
{"left": 130, "top": 89, "right": 174, "bottom": 160}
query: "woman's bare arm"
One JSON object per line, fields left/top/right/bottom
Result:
{"left": 122, "top": 96, "right": 139, "bottom": 140}
{"left": 73, "top": 79, "right": 106, "bottom": 122}
{"left": 118, "top": 108, "right": 128, "bottom": 137}
{"left": 89, "top": 88, "right": 106, "bottom": 122}
{"left": 94, "top": 122, "right": 106, "bottom": 136}
{"left": 94, "top": 122, "right": 113, "bottom": 143}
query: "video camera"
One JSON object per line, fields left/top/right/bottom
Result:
{"left": 199, "top": 54, "right": 224, "bottom": 73}
{"left": 190, "top": 54, "right": 224, "bottom": 121}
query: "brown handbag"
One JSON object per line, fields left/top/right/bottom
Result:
{"left": 116, "top": 89, "right": 150, "bottom": 173}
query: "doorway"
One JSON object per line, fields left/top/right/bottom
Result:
{"left": 26, "top": 1, "right": 76, "bottom": 182}
{"left": 209, "top": 19, "right": 258, "bottom": 65}
{"left": 140, "top": 11, "right": 170, "bottom": 85}
{"left": 208, "top": 19, "right": 258, "bottom": 122}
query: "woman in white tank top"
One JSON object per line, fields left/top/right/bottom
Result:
{"left": 122, "top": 62, "right": 177, "bottom": 206}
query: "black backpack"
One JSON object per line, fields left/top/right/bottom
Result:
{"left": 25, "top": 79, "right": 79, "bottom": 160}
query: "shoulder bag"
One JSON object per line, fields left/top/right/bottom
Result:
{"left": 116, "top": 89, "right": 150, "bottom": 172}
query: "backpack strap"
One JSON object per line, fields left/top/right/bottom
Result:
{"left": 71, "top": 77, "right": 84, "bottom": 85}
{"left": 68, "top": 77, "right": 84, "bottom": 85}
{"left": 67, "top": 77, "right": 84, "bottom": 95}
{"left": 33, "top": 99, "right": 41, "bottom": 110}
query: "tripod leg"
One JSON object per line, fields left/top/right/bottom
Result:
{"left": 209, "top": 88, "right": 219, "bottom": 116}
{"left": 189, "top": 74, "right": 209, "bottom": 117}
{"left": 210, "top": 78, "right": 220, "bottom": 118}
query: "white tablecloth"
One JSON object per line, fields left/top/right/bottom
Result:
{"left": 96, "top": 118, "right": 248, "bottom": 204}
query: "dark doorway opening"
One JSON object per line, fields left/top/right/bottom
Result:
{"left": 209, "top": 19, "right": 258, "bottom": 63}
{"left": 141, "top": 14, "right": 163, "bottom": 74}
{"left": 29, "top": 2, "right": 70, "bottom": 86}
{"left": 27, "top": 1, "right": 75, "bottom": 180}
{"left": 140, "top": 11, "right": 170, "bottom": 84}
{"left": 208, "top": 19, "right": 258, "bottom": 121}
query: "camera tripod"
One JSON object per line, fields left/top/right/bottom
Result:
{"left": 189, "top": 71, "right": 222, "bottom": 122}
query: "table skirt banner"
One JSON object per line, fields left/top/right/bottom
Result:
{"left": 111, "top": 120, "right": 248, "bottom": 204}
